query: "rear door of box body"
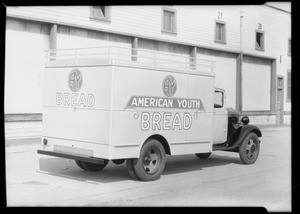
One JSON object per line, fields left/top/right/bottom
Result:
{"left": 42, "top": 65, "right": 113, "bottom": 158}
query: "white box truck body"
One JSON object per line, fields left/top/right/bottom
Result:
{"left": 38, "top": 47, "right": 262, "bottom": 181}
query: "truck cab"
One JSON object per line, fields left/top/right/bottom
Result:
{"left": 206, "top": 88, "right": 262, "bottom": 164}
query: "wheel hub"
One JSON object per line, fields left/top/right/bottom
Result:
{"left": 246, "top": 139, "right": 257, "bottom": 159}
{"left": 142, "top": 148, "right": 159, "bottom": 174}
{"left": 143, "top": 155, "right": 152, "bottom": 165}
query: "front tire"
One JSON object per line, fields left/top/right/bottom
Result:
{"left": 132, "top": 139, "right": 166, "bottom": 181}
{"left": 239, "top": 132, "right": 260, "bottom": 164}
{"left": 80, "top": 159, "right": 109, "bottom": 171}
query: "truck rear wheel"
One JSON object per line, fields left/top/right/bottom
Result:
{"left": 195, "top": 152, "right": 212, "bottom": 159}
{"left": 126, "top": 159, "right": 139, "bottom": 180}
{"left": 80, "top": 159, "right": 109, "bottom": 171}
{"left": 75, "top": 160, "right": 86, "bottom": 170}
{"left": 239, "top": 132, "right": 260, "bottom": 164}
{"left": 132, "top": 139, "right": 166, "bottom": 181}
{"left": 112, "top": 159, "right": 125, "bottom": 165}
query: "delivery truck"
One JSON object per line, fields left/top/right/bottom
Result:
{"left": 37, "top": 46, "right": 262, "bottom": 181}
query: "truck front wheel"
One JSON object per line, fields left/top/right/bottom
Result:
{"left": 239, "top": 132, "right": 260, "bottom": 164}
{"left": 132, "top": 139, "right": 166, "bottom": 181}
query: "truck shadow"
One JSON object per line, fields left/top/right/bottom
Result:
{"left": 38, "top": 153, "right": 241, "bottom": 183}
{"left": 38, "top": 157, "right": 130, "bottom": 183}
{"left": 163, "top": 153, "right": 241, "bottom": 176}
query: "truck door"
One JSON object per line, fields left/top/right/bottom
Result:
{"left": 212, "top": 89, "right": 228, "bottom": 144}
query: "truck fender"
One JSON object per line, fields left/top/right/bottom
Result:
{"left": 138, "top": 134, "right": 172, "bottom": 157}
{"left": 235, "top": 125, "right": 262, "bottom": 149}
{"left": 225, "top": 125, "right": 262, "bottom": 151}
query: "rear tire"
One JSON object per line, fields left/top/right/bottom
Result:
{"left": 80, "top": 159, "right": 109, "bottom": 171}
{"left": 75, "top": 160, "right": 86, "bottom": 170}
{"left": 195, "top": 152, "right": 212, "bottom": 159}
{"left": 132, "top": 139, "right": 166, "bottom": 181}
{"left": 239, "top": 132, "right": 260, "bottom": 164}
{"left": 126, "top": 159, "right": 139, "bottom": 180}
{"left": 112, "top": 159, "right": 125, "bottom": 165}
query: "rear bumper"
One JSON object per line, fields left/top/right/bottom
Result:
{"left": 37, "top": 149, "right": 106, "bottom": 164}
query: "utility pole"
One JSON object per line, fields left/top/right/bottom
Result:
{"left": 237, "top": 11, "right": 244, "bottom": 112}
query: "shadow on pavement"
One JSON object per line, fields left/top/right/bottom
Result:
{"left": 38, "top": 152, "right": 242, "bottom": 183}
{"left": 38, "top": 157, "right": 130, "bottom": 184}
{"left": 163, "top": 153, "right": 241, "bottom": 175}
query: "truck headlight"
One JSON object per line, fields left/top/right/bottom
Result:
{"left": 241, "top": 116, "right": 250, "bottom": 125}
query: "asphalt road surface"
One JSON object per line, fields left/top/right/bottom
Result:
{"left": 5, "top": 126, "right": 291, "bottom": 211}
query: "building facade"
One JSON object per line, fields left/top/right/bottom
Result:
{"left": 5, "top": 4, "right": 291, "bottom": 139}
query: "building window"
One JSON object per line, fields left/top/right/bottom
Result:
{"left": 215, "top": 21, "right": 226, "bottom": 44}
{"left": 288, "top": 39, "right": 291, "bottom": 56}
{"left": 161, "top": 7, "right": 177, "bottom": 35}
{"left": 90, "top": 6, "right": 111, "bottom": 22}
{"left": 287, "top": 70, "right": 291, "bottom": 102}
{"left": 255, "top": 30, "right": 264, "bottom": 51}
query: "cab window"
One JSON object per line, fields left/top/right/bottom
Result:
{"left": 214, "top": 91, "right": 224, "bottom": 108}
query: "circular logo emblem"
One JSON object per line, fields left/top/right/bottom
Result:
{"left": 68, "top": 69, "right": 83, "bottom": 92}
{"left": 162, "top": 75, "right": 177, "bottom": 97}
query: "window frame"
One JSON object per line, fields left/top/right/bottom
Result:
{"left": 214, "top": 90, "right": 224, "bottom": 108}
{"left": 214, "top": 20, "right": 226, "bottom": 44}
{"left": 90, "top": 6, "right": 111, "bottom": 22}
{"left": 286, "top": 69, "right": 291, "bottom": 102}
{"left": 255, "top": 30, "right": 265, "bottom": 51}
{"left": 161, "top": 6, "right": 177, "bottom": 35}
{"left": 288, "top": 38, "right": 291, "bottom": 56}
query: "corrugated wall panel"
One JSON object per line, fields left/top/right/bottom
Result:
{"left": 197, "top": 49, "right": 237, "bottom": 109}
{"left": 56, "top": 25, "right": 132, "bottom": 49}
{"left": 5, "top": 18, "right": 49, "bottom": 114}
{"left": 242, "top": 56, "right": 272, "bottom": 111}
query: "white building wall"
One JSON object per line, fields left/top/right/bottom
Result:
{"left": 197, "top": 49, "right": 237, "bottom": 109}
{"left": 6, "top": 5, "right": 291, "bottom": 57}
{"left": 56, "top": 25, "right": 132, "bottom": 50}
{"left": 5, "top": 121, "right": 42, "bottom": 139}
{"left": 5, "top": 18, "right": 49, "bottom": 114}
{"left": 248, "top": 115, "right": 276, "bottom": 125}
{"left": 5, "top": 4, "right": 291, "bottom": 140}
{"left": 242, "top": 56, "right": 272, "bottom": 111}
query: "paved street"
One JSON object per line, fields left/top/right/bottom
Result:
{"left": 5, "top": 126, "right": 291, "bottom": 211}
